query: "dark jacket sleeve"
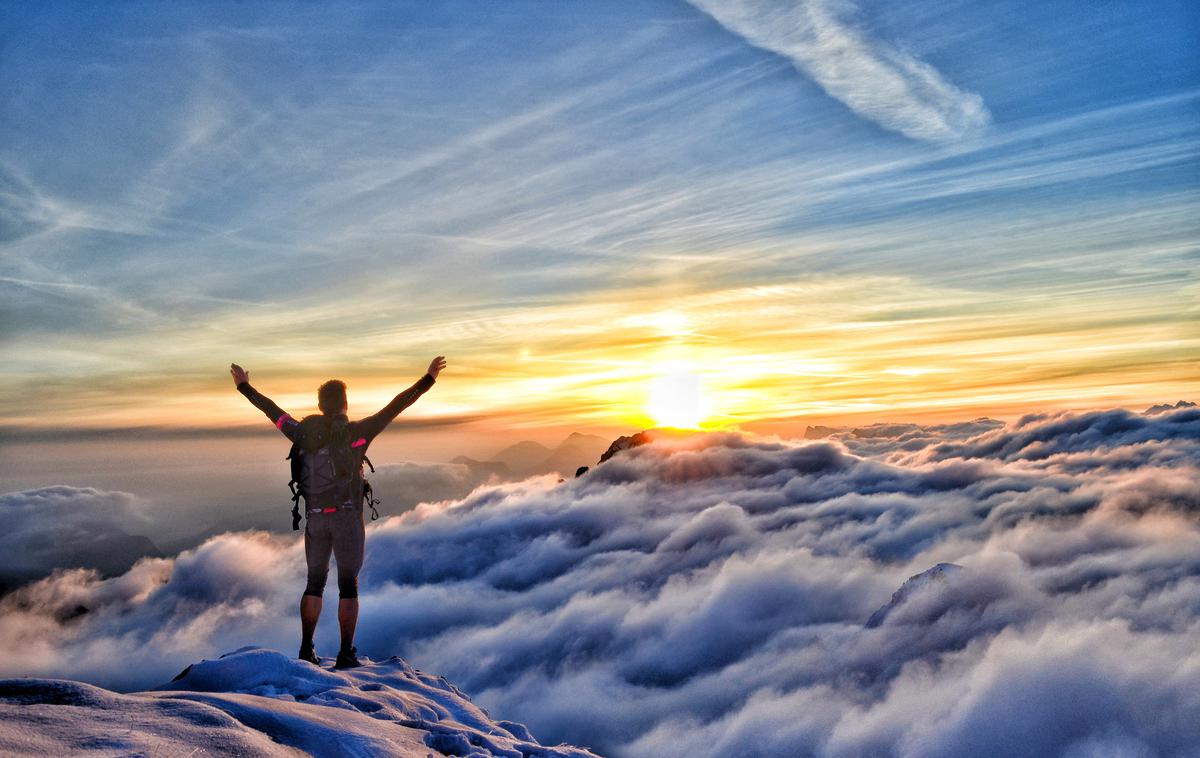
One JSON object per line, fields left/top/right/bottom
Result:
{"left": 357, "top": 373, "right": 436, "bottom": 440}
{"left": 237, "top": 382, "right": 299, "bottom": 439}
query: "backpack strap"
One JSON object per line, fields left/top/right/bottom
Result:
{"left": 328, "top": 416, "right": 354, "bottom": 477}
{"left": 362, "top": 479, "right": 381, "bottom": 521}
{"left": 286, "top": 442, "right": 304, "bottom": 531}
{"left": 361, "top": 452, "right": 379, "bottom": 519}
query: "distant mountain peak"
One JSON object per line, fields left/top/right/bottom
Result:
{"left": 450, "top": 455, "right": 513, "bottom": 478}
{"left": 489, "top": 433, "right": 611, "bottom": 476}
{"left": 866, "top": 562, "right": 964, "bottom": 628}
{"left": 1144, "top": 400, "right": 1196, "bottom": 415}
{"left": 598, "top": 430, "right": 656, "bottom": 464}
{"left": 493, "top": 439, "right": 553, "bottom": 457}
{"left": 594, "top": 427, "right": 715, "bottom": 466}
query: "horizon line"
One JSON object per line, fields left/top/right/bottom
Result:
{"left": 4, "top": 399, "right": 1192, "bottom": 445}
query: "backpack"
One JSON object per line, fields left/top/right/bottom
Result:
{"left": 285, "top": 414, "right": 381, "bottom": 530}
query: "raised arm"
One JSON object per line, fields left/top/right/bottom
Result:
{"left": 357, "top": 356, "right": 446, "bottom": 440}
{"left": 230, "top": 363, "right": 297, "bottom": 437}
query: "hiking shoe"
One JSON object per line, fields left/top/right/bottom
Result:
{"left": 334, "top": 646, "right": 361, "bottom": 669}
{"left": 298, "top": 644, "right": 320, "bottom": 666}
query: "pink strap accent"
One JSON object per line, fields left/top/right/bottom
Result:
{"left": 275, "top": 413, "right": 292, "bottom": 431}
{"left": 351, "top": 437, "right": 367, "bottom": 448}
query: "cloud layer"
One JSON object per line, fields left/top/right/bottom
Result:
{"left": 687, "top": 0, "right": 990, "bottom": 141}
{"left": 0, "top": 486, "right": 160, "bottom": 591}
{"left": 2, "top": 403, "right": 1198, "bottom": 756}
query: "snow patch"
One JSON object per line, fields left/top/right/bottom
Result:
{"left": 0, "top": 646, "right": 596, "bottom": 758}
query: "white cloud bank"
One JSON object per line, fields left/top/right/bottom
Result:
{"left": 1, "top": 403, "right": 1197, "bottom": 757}
{"left": 686, "top": 0, "right": 990, "bottom": 141}
{"left": 0, "top": 486, "right": 160, "bottom": 590}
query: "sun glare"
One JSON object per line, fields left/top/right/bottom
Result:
{"left": 647, "top": 368, "right": 711, "bottom": 429}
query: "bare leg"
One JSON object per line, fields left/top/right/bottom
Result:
{"left": 300, "top": 595, "right": 322, "bottom": 649}
{"left": 338, "top": 598, "right": 358, "bottom": 651}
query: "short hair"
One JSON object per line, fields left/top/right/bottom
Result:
{"left": 318, "top": 379, "right": 347, "bottom": 415}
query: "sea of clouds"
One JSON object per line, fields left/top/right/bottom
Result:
{"left": 2, "top": 403, "right": 1198, "bottom": 757}
{"left": 0, "top": 485, "right": 161, "bottom": 591}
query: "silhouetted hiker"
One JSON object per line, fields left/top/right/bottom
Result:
{"left": 230, "top": 356, "right": 447, "bottom": 668}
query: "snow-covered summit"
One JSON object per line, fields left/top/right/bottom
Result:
{"left": 0, "top": 646, "right": 597, "bottom": 758}
{"left": 866, "top": 562, "right": 964, "bottom": 628}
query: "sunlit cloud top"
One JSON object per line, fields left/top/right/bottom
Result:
{"left": 0, "top": 0, "right": 1196, "bottom": 436}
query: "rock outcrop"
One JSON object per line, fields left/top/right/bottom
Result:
{"left": 597, "top": 430, "right": 656, "bottom": 464}
{"left": 866, "top": 562, "right": 964, "bottom": 628}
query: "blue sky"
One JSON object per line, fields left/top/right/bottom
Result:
{"left": 1, "top": 0, "right": 1197, "bottom": 435}
{"left": 1, "top": 8, "right": 1198, "bottom": 751}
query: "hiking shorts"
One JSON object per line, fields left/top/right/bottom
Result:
{"left": 303, "top": 508, "right": 365, "bottom": 599}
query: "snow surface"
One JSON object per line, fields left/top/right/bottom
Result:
{"left": 0, "top": 646, "right": 597, "bottom": 758}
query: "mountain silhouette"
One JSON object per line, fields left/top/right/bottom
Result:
{"left": 866, "top": 562, "right": 964, "bottom": 628}
{"left": 449, "top": 455, "right": 513, "bottom": 479}
{"left": 1145, "top": 400, "right": 1196, "bottom": 415}
{"left": 490, "top": 440, "right": 553, "bottom": 472}
{"left": 488, "top": 433, "right": 609, "bottom": 476}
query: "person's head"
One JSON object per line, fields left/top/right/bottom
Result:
{"left": 318, "top": 379, "right": 348, "bottom": 415}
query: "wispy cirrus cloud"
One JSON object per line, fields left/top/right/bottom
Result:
{"left": 1, "top": 4, "right": 1194, "bottom": 435}
{"left": 686, "top": 0, "right": 990, "bottom": 141}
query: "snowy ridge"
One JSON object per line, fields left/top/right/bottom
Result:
{"left": 865, "top": 562, "right": 963, "bottom": 628}
{"left": 0, "top": 646, "right": 597, "bottom": 758}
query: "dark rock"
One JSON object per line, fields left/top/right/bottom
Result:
{"left": 598, "top": 431, "right": 655, "bottom": 464}
{"left": 866, "top": 562, "right": 964, "bottom": 628}
{"left": 803, "top": 425, "right": 843, "bottom": 439}
{"left": 1145, "top": 400, "right": 1196, "bottom": 415}
{"left": 450, "top": 456, "right": 513, "bottom": 478}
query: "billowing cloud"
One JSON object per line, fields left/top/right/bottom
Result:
{"left": 369, "top": 460, "right": 514, "bottom": 514}
{"left": 1, "top": 404, "right": 1198, "bottom": 756}
{"left": 686, "top": 0, "right": 990, "bottom": 141}
{"left": 0, "top": 486, "right": 161, "bottom": 591}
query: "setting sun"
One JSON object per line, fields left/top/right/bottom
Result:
{"left": 647, "top": 368, "right": 712, "bottom": 429}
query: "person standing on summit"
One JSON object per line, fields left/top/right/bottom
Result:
{"left": 229, "top": 356, "right": 447, "bottom": 668}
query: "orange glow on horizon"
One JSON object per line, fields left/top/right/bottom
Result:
{"left": 3, "top": 276, "right": 1195, "bottom": 437}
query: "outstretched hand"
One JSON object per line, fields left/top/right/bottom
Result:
{"left": 230, "top": 363, "right": 250, "bottom": 386}
{"left": 427, "top": 355, "right": 447, "bottom": 380}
